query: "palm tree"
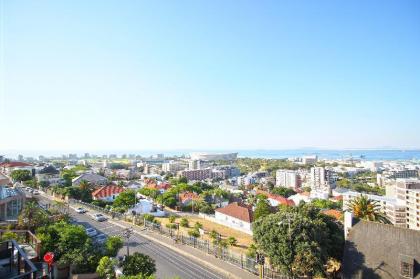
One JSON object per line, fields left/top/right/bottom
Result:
{"left": 79, "top": 179, "right": 90, "bottom": 190}
{"left": 347, "top": 195, "right": 390, "bottom": 223}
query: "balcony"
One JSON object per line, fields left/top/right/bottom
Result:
{"left": 0, "top": 230, "right": 44, "bottom": 279}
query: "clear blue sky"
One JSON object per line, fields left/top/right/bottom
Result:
{"left": 1, "top": 0, "right": 420, "bottom": 152}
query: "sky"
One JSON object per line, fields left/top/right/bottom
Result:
{"left": 1, "top": 0, "right": 420, "bottom": 153}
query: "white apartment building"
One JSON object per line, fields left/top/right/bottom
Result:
{"left": 396, "top": 179, "right": 420, "bottom": 231}
{"left": 162, "top": 161, "right": 187, "bottom": 173}
{"left": 275, "top": 169, "right": 301, "bottom": 188}
{"left": 310, "top": 167, "right": 336, "bottom": 198}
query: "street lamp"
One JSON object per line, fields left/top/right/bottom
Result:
{"left": 121, "top": 227, "right": 134, "bottom": 257}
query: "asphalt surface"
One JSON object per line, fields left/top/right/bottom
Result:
{"left": 35, "top": 194, "right": 226, "bottom": 279}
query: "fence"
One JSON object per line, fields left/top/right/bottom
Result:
{"left": 143, "top": 220, "right": 289, "bottom": 279}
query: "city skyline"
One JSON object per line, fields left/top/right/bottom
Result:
{"left": 1, "top": 1, "right": 420, "bottom": 151}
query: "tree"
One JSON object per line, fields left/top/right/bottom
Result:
{"left": 193, "top": 222, "right": 203, "bottom": 230}
{"left": 179, "top": 218, "right": 189, "bottom": 228}
{"left": 347, "top": 195, "right": 390, "bottom": 223}
{"left": 79, "top": 179, "right": 91, "bottom": 190}
{"left": 18, "top": 202, "right": 50, "bottom": 231}
{"left": 311, "top": 198, "right": 342, "bottom": 210}
{"left": 105, "top": 236, "right": 124, "bottom": 257}
{"left": 178, "top": 176, "right": 188, "bottom": 183}
{"left": 188, "top": 229, "right": 200, "bottom": 238}
{"left": 271, "top": 187, "right": 296, "bottom": 198}
{"left": 11, "top": 169, "right": 32, "bottom": 182}
{"left": 252, "top": 204, "right": 344, "bottom": 277}
{"left": 97, "top": 256, "right": 117, "bottom": 279}
{"left": 254, "top": 199, "right": 271, "bottom": 220}
{"left": 113, "top": 190, "right": 136, "bottom": 210}
{"left": 168, "top": 215, "right": 176, "bottom": 223}
{"left": 227, "top": 236, "right": 237, "bottom": 246}
{"left": 122, "top": 252, "right": 156, "bottom": 276}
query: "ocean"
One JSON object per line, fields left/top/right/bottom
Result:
{"left": 3, "top": 149, "right": 420, "bottom": 161}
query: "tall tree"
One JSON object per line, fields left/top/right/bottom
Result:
{"left": 254, "top": 199, "right": 271, "bottom": 220}
{"left": 347, "top": 195, "right": 390, "bottom": 223}
{"left": 252, "top": 204, "right": 344, "bottom": 277}
{"left": 122, "top": 252, "right": 156, "bottom": 276}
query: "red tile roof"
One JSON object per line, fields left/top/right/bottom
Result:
{"left": 256, "top": 190, "right": 295, "bottom": 206}
{"left": 146, "top": 182, "right": 171, "bottom": 191}
{"left": 0, "top": 162, "right": 32, "bottom": 168}
{"left": 179, "top": 192, "right": 200, "bottom": 203}
{"left": 215, "top": 202, "right": 253, "bottom": 223}
{"left": 92, "top": 185, "right": 125, "bottom": 199}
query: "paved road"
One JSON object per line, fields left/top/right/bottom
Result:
{"left": 36, "top": 195, "right": 225, "bottom": 279}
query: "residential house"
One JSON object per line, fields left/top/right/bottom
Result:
{"left": 215, "top": 202, "right": 253, "bottom": 235}
{"left": 179, "top": 192, "right": 200, "bottom": 206}
{"left": 92, "top": 185, "right": 125, "bottom": 202}
{"left": 0, "top": 162, "right": 33, "bottom": 176}
{"left": 72, "top": 173, "right": 108, "bottom": 186}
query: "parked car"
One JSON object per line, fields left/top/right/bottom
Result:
{"left": 95, "top": 234, "right": 107, "bottom": 244}
{"left": 91, "top": 213, "right": 107, "bottom": 222}
{"left": 85, "top": 227, "right": 98, "bottom": 237}
{"left": 33, "top": 190, "right": 40, "bottom": 195}
{"left": 75, "top": 207, "right": 87, "bottom": 214}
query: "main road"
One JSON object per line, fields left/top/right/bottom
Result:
{"left": 35, "top": 194, "right": 226, "bottom": 279}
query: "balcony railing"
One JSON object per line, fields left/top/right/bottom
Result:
{"left": 0, "top": 240, "right": 38, "bottom": 279}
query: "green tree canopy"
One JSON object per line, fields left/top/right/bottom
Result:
{"left": 113, "top": 190, "right": 136, "bottom": 210}
{"left": 347, "top": 195, "right": 390, "bottom": 223}
{"left": 105, "top": 236, "right": 124, "bottom": 257}
{"left": 252, "top": 204, "right": 344, "bottom": 277}
{"left": 122, "top": 252, "right": 156, "bottom": 276}
{"left": 11, "top": 169, "right": 32, "bottom": 182}
{"left": 271, "top": 187, "right": 296, "bottom": 198}
{"left": 254, "top": 199, "right": 271, "bottom": 220}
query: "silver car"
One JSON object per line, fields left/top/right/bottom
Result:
{"left": 91, "top": 213, "right": 107, "bottom": 222}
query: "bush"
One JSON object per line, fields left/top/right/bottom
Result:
{"left": 143, "top": 214, "right": 155, "bottom": 223}
{"left": 179, "top": 218, "right": 189, "bottom": 228}
{"left": 0, "top": 231, "right": 18, "bottom": 241}
{"left": 105, "top": 236, "right": 124, "bottom": 257}
{"left": 165, "top": 223, "right": 177, "bottom": 230}
{"left": 188, "top": 229, "right": 200, "bottom": 238}
{"left": 168, "top": 215, "right": 176, "bottom": 223}
{"left": 122, "top": 252, "right": 156, "bottom": 276}
{"left": 96, "top": 256, "right": 117, "bottom": 279}
{"left": 194, "top": 222, "right": 203, "bottom": 230}
{"left": 227, "top": 236, "right": 237, "bottom": 246}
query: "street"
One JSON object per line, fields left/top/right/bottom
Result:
{"left": 36, "top": 194, "right": 226, "bottom": 279}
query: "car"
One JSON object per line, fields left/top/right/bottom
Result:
{"left": 91, "top": 213, "right": 107, "bottom": 222}
{"left": 33, "top": 190, "right": 40, "bottom": 195}
{"left": 25, "top": 187, "right": 31, "bottom": 191}
{"left": 95, "top": 234, "right": 107, "bottom": 244}
{"left": 85, "top": 227, "right": 98, "bottom": 237}
{"left": 75, "top": 207, "right": 87, "bottom": 214}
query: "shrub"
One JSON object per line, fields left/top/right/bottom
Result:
{"left": 143, "top": 214, "right": 155, "bottom": 223}
{"left": 194, "top": 222, "right": 203, "bottom": 230}
{"left": 227, "top": 236, "right": 237, "bottom": 246}
{"left": 179, "top": 218, "right": 189, "bottom": 228}
{"left": 188, "top": 229, "right": 200, "bottom": 238}
{"left": 168, "top": 215, "right": 176, "bottom": 223}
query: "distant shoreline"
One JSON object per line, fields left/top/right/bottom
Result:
{"left": 2, "top": 149, "right": 420, "bottom": 161}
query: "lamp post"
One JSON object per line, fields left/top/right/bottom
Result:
{"left": 121, "top": 227, "right": 133, "bottom": 257}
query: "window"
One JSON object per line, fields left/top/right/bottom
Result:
{"left": 400, "top": 255, "right": 414, "bottom": 278}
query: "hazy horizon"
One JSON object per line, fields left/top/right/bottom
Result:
{"left": 1, "top": 1, "right": 419, "bottom": 151}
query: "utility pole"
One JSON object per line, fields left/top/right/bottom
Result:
{"left": 121, "top": 227, "right": 133, "bottom": 257}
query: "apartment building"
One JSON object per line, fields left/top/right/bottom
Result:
{"left": 162, "top": 161, "right": 187, "bottom": 173}
{"left": 275, "top": 169, "right": 301, "bottom": 188}
{"left": 310, "top": 167, "right": 337, "bottom": 198}
{"left": 179, "top": 168, "right": 212, "bottom": 181}
{"left": 396, "top": 179, "right": 420, "bottom": 231}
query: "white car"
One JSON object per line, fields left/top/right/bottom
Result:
{"left": 75, "top": 207, "right": 87, "bottom": 214}
{"left": 91, "top": 213, "right": 107, "bottom": 222}
{"left": 95, "top": 234, "right": 107, "bottom": 244}
{"left": 33, "top": 190, "right": 40, "bottom": 195}
{"left": 85, "top": 228, "right": 98, "bottom": 237}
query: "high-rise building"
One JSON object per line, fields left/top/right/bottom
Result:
{"left": 396, "top": 179, "right": 420, "bottom": 231}
{"left": 275, "top": 170, "right": 301, "bottom": 188}
{"left": 310, "top": 167, "right": 337, "bottom": 198}
{"left": 188, "top": 160, "right": 201, "bottom": 170}
{"left": 162, "top": 161, "right": 187, "bottom": 173}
